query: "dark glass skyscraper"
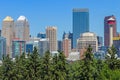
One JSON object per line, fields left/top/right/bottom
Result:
{"left": 73, "top": 8, "right": 89, "bottom": 48}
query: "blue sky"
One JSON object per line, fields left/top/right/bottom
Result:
{"left": 0, "top": 0, "right": 119, "bottom": 40}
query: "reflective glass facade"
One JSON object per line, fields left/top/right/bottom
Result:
{"left": 37, "top": 33, "right": 46, "bottom": 38}
{"left": 26, "top": 44, "right": 33, "bottom": 53}
{"left": 0, "top": 37, "right": 6, "bottom": 60}
{"left": 73, "top": 8, "right": 89, "bottom": 48}
{"left": 12, "top": 40, "right": 25, "bottom": 58}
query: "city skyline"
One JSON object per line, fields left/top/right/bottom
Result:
{"left": 0, "top": 0, "right": 120, "bottom": 40}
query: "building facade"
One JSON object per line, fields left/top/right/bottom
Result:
{"left": 26, "top": 43, "right": 34, "bottom": 53}
{"left": 38, "top": 38, "right": 49, "bottom": 56}
{"left": 12, "top": 40, "right": 26, "bottom": 58}
{"left": 0, "top": 37, "right": 6, "bottom": 60}
{"left": 15, "top": 16, "right": 29, "bottom": 41}
{"left": 2, "top": 16, "right": 14, "bottom": 56}
{"left": 37, "top": 32, "right": 46, "bottom": 38}
{"left": 0, "top": 30, "right": 1, "bottom": 37}
{"left": 113, "top": 37, "right": 120, "bottom": 57}
{"left": 77, "top": 32, "right": 98, "bottom": 53}
{"left": 46, "top": 27, "right": 57, "bottom": 51}
{"left": 63, "top": 35, "right": 71, "bottom": 58}
{"left": 63, "top": 32, "right": 73, "bottom": 49}
{"left": 26, "top": 37, "right": 41, "bottom": 53}
{"left": 97, "top": 36, "right": 103, "bottom": 47}
{"left": 73, "top": 8, "right": 89, "bottom": 48}
{"left": 104, "top": 15, "right": 116, "bottom": 47}
{"left": 58, "top": 40, "right": 62, "bottom": 51}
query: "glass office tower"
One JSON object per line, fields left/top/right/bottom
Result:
{"left": 73, "top": 8, "right": 89, "bottom": 48}
{"left": 0, "top": 37, "right": 6, "bottom": 60}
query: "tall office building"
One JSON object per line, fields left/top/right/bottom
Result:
{"left": 46, "top": 27, "right": 57, "bottom": 51}
{"left": 38, "top": 38, "right": 49, "bottom": 56}
{"left": 63, "top": 35, "right": 71, "bottom": 58}
{"left": 15, "top": 16, "right": 29, "bottom": 41}
{"left": 37, "top": 32, "right": 46, "bottom": 38}
{"left": 0, "top": 37, "right": 6, "bottom": 60}
{"left": 73, "top": 8, "right": 89, "bottom": 48}
{"left": 12, "top": 39, "right": 25, "bottom": 58}
{"left": 104, "top": 15, "right": 116, "bottom": 47}
{"left": 2, "top": 16, "right": 14, "bottom": 55}
{"left": 63, "top": 32, "right": 73, "bottom": 49}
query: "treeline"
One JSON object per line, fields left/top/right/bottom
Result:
{"left": 0, "top": 45, "right": 120, "bottom": 80}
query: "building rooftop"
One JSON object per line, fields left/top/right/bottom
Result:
{"left": 17, "top": 16, "right": 28, "bottom": 21}
{"left": 81, "top": 32, "right": 96, "bottom": 37}
{"left": 108, "top": 17, "right": 115, "bottom": 21}
{"left": 3, "top": 16, "right": 14, "bottom": 21}
{"left": 73, "top": 8, "right": 89, "bottom": 12}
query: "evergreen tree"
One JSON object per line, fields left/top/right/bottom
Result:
{"left": 52, "top": 51, "right": 68, "bottom": 80}
{"left": 25, "top": 47, "right": 41, "bottom": 80}
{"left": 79, "top": 45, "right": 96, "bottom": 80}
{"left": 14, "top": 53, "right": 28, "bottom": 80}
{"left": 106, "top": 45, "right": 118, "bottom": 70}
{"left": 1, "top": 55, "right": 17, "bottom": 80}
{"left": 40, "top": 50, "right": 52, "bottom": 80}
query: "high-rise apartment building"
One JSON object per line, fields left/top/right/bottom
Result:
{"left": 2, "top": 16, "right": 14, "bottom": 55}
{"left": 46, "top": 27, "right": 57, "bottom": 51}
{"left": 0, "top": 37, "right": 6, "bottom": 60}
{"left": 104, "top": 15, "right": 116, "bottom": 47}
{"left": 73, "top": 8, "right": 89, "bottom": 48}
{"left": 15, "top": 16, "right": 29, "bottom": 41}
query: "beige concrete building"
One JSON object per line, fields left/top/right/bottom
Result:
{"left": 15, "top": 16, "right": 29, "bottom": 41}
{"left": 46, "top": 27, "right": 57, "bottom": 51}
{"left": 77, "top": 32, "right": 98, "bottom": 53}
{"left": 2, "top": 16, "right": 14, "bottom": 55}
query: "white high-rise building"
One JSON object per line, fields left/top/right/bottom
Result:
{"left": 15, "top": 16, "right": 29, "bottom": 41}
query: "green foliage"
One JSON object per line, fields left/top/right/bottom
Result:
{"left": 40, "top": 50, "right": 52, "bottom": 80}
{"left": 51, "top": 51, "right": 68, "bottom": 80}
{"left": 106, "top": 45, "right": 120, "bottom": 70}
{"left": 0, "top": 46, "right": 120, "bottom": 79}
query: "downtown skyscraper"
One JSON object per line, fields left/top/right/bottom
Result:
{"left": 15, "top": 16, "right": 30, "bottom": 41}
{"left": 46, "top": 26, "right": 57, "bottom": 51}
{"left": 73, "top": 8, "right": 89, "bottom": 48}
{"left": 2, "top": 16, "right": 14, "bottom": 55}
{"left": 104, "top": 15, "right": 117, "bottom": 47}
